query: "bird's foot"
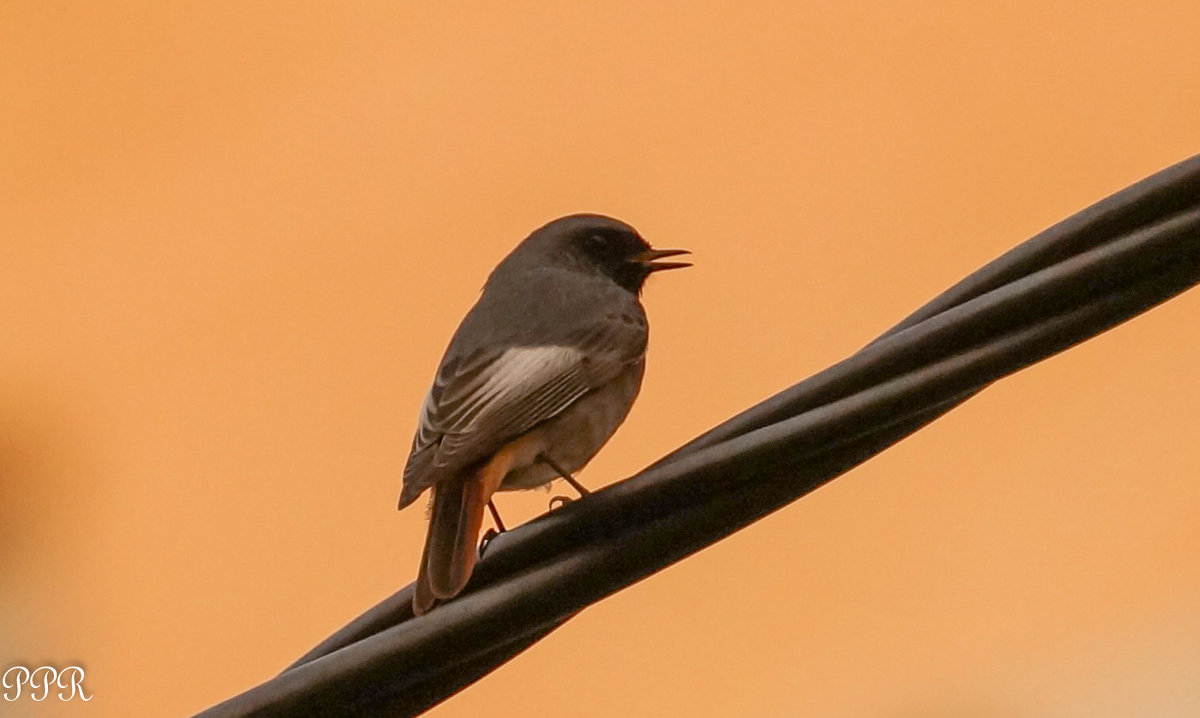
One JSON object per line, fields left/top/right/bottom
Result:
{"left": 479, "top": 528, "right": 501, "bottom": 557}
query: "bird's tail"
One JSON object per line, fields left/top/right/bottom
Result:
{"left": 413, "top": 452, "right": 511, "bottom": 615}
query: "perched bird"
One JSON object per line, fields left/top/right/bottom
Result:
{"left": 399, "top": 214, "right": 690, "bottom": 615}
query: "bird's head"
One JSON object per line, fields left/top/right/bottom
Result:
{"left": 526, "top": 214, "right": 691, "bottom": 294}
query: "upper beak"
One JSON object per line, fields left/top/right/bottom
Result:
{"left": 633, "top": 247, "right": 692, "bottom": 272}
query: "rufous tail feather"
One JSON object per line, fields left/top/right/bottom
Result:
{"left": 412, "top": 447, "right": 514, "bottom": 615}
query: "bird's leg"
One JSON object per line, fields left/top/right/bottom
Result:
{"left": 539, "top": 452, "right": 589, "bottom": 510}
{"left": 539, "top": 453, "right": 590, "bottom": 495}
{"left": 479, "top": 500, "right": 507, "bottom": 556}
{"left": 486, "top": 500, "right": 507, "bottom": 532}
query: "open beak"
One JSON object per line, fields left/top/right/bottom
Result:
{"left": 633, "top": 247, "right": 692, "bottom": 272}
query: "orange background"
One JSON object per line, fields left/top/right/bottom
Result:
{"left": 3, "top": 2, "right": 1199, "bottom": 716}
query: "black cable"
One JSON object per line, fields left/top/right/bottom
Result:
{"left": 196, "top": 154, "right": 1200, "bottom": 718}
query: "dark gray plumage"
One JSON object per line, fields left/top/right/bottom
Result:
{"left": 398, "top": 214, "right": 689, "bottom": 614}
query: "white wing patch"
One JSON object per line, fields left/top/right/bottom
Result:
{"left": 446, "top": 346, "right": 582, "bottom": 427}
{"left": 410, "top": 345, "right": 590, "bottom": 472}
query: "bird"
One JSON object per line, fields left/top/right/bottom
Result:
{"left": 398, "top": 213, "right": 690, "bottom": 615}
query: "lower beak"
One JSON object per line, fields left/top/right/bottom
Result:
{"left": 633, "top": 247, "right": 692, "bottom": 272}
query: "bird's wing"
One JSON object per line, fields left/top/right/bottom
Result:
{"left": 399, "top": 314, "right": 645, "bottom": 507}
